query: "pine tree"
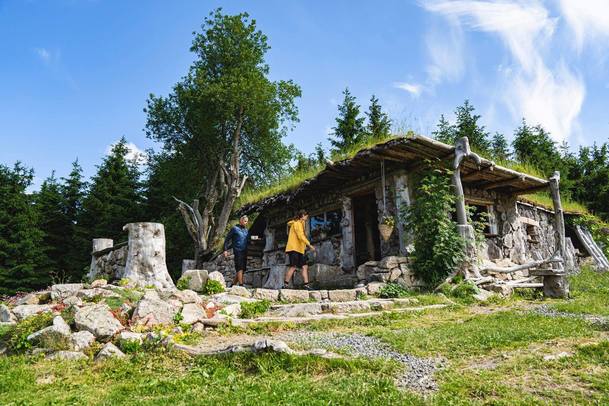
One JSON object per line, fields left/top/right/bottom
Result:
{"left": 432, "top": 114, "right": 455, "bottom": 144}
{"left": 329, "top": 88, "right": 366, "bottom": 154}
{"left": 314, "top": 143, "right": 326, "bottom": 164}
{"left": 61, "top": 160, "right": 86, "bottom": 280}
{"left": 491, "top": 132, "right": 510, "bottom": 161}
{"left": 0, "top": 163, "right": 48, "bottom": 294}
{"left": 512, "top": 120, "right": 561, "bottom": 174}
{"left": 366, "top": 95, "right": 391, "bottom": 141}
{"left": 454, "top": 100, "right": 491, "bottom": 154}
{"left": 78, "top": 138, "right": 144, "bottom": 250}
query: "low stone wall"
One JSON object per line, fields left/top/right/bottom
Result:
{"left": 89, "top": 243, "right": 128, "bottom": 282}
{"left": 356, "top": 256, "right": 424, "bottom": 288}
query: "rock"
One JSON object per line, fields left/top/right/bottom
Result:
{"left": 279, "top": 289, "right": 310, "bottom": 303}
{"left": 252, "top": 339, "right": 293, "bottom": 354}
{"left": 379, "top": 256, "right": 400, "bottom": 269}
{"left": 90, "top": 279, "right": 108, "bottom": 288}
{"left": 95, "top": 342, "right": 126, "bottom": 361}
{"left": 192, "top": 322, "right": 205, "bottom": 334}
{"left": 12, "top": 304, "right": 53, "bottom": 321}
{"left": 181, "top": 259, "right": 196, "bottom": 276}
{"left": 47, "top": 351, "right": 87, "bottom": 361}
{"left": 228, "top": 286, "right": 251, "bottom": 298}
{"left": 70, "top": 331, "right": 96, "bottom": 351}
{"left": 170, "top": 289, "right": 202, "bottom": 304}
{"left": 369, "top": 273, "right": 390, "bottom": 282}
{"left": 252, "top": 288, "right": 279, "bottom": 301}
{"left": 51, "top": 284, "right": 84, "bottom": 301}
{"left": 473, "top": 289, "right": 495, "bottom": 302}
{"left": 366, "top": 282, "right": 386, "bottom": 296}
{"left": 77, "top": 288, "right": 119, "bottom": 300}
{"left": 27, "top": 316, "right": 72, "bottom": 348}
{"left": 74, "top": 304, "right": 123, "bottom": 340}
{"left": 389, "top": 268, "right": 401, "bottom": 282}
{"left": 0, "top": 304, "right": 16, "bottom": 323}
{"left": 320, "top": 290, "right": 329, "bottom": 300}
{"left": 181, "top": 303, "right": 207, "bottom": 324}
{"left": 263, "top": 265, "right": 287, "bottom": 289}
{"left": 207, "top": 271, "right": 227, "bottom": 290}
{"left": 543, "top": 275, "right": 569, "bottom": 299}
{"left": 178, "top": 270, "right": 208, "bottom": 292}
{"left": 269, "top": 303, "right": 322, "bottom": 317}
{"left": 118, "top": 331, "right": 144, "bottom": 344}
{"left": 308, "top": 291, "right": 322, "bottom": 301}
{"left": 327, "top": 301, "right": 371, "bottom": 313}
{"left": 488, "top": 284, "right": 513, "bottom": 296}
{"left": 543, "top": 352, "right": 571, "bottom": 361}
{"left": 63, "top": 296, "right": 83, "bottom": 307}
{"left": 15, "top": 293, "right": 40, "bottom": 306}
{"left": 221, "top": 303, "right": 241, "bottom": 318}
{"left": 327, "top": 289, "right": 357, "bottom": 302}
{"left": 132, "top": 294, "right": 181, "bottom": 327}
{"left": 309, "top": 264, "right": 356, "bottom": 289}
{"left": 211, "top": 293, "right": 256, "bottom": 305}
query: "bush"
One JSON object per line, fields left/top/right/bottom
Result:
{"left": 1, "top": 312, "right": 54, "bottom": 353}
{"left": 203, "top": 280, "right": 224, "bottom": 295}
{"left": 401, "top": 165, "right": 465, "bottom": 286}
{"left": 240, "top": 300, "right": 271, "bottom": 319}
{"left": 449, "top": 281, "right": 479, "bottom": 304}
{"left": 119, "top": 338, "right": 142, "bottom": 354}
{"left": 379, "top": 283, "right": 410, "bottom": 299}
{"left": 176, "top": 276, "right": 191, "bottom": 291}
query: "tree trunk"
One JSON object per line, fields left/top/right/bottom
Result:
{"left": 122, "top": 222, "right": 175, "bottom": 289}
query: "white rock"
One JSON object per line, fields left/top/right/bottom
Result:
{"left": 543, "top": 352, "right": 571, "bottom": 361}
{"left": 181, "top": 303, "right": 207, "bottom": 324}
{"left": 70, "top": 331, "right": 96, "bottom": 351}
{"left": 118, "top": 331, "right": 144, "bottom": 344}
{"left": 170, "top": 289, "right": 202, "bottom": 304}
{"left": 15, "top": 293, "right": 40, "bottom": 306}
{"left": 47, "top": 351, "right": 87, "bottom": 361}
{"left": 228, "top": 286, "right": 251, "bottom": 298}
{"left": 378, "top": 256, "right": 401, "bottom": 269}
{"left": 212, "top": 293, "right": 256, "bottom": 305}
{"left": 74, "top": 304, "right": 123, "bottom": 340}
{"left": 207, "top": 271, "right": 227, "bottom": 290}
{"left": 0, "top": 304, "right": 16, "bottom": 323}
{"left": 95, "top": 342, "right": 126, "bottom": 361}
{"left": 132, "top": 295, "right": 181, "bottom": 327}
{"left": 51, "top": 284, "right": 84, "bottom": 301}
{"left": 221, "top": 303, "right": 241, "bottom": 318}
{"left": 63, "top": 296, "right": 83, "bottom": 307}
{"left": 90, "top": 279, "right": 108, "bottom": 288}
{"left": 178, "top": 270, "right": 208, "bottom": 292}
{"left": 366, "top": 282, "right": 386, "bottom": 296}
{"left": 308, "top": 291, "right": 322, "bottom": 301}
{"left": 389, "top": 268, "right": 401, "bottom": 282}
{"left": 253, "top": 339, "right": 293, "bottom": 354}
{"left": 252, "top": 288, "right": 279, "bottom": 301}
{"left": 12, "top": 304, "right": 53, "bottom": 321}
{"left": 191, "top": 322, "right": 205, "bottom": 334}
{"left": 27, "top": 316, "right": 72, "bottom": 346}
{"left": 279, "top": 289, "right": 310, "bottom": 303}
{"left": 473, "top": 289, "right": 495, "bottom": 302}
{"left": 78, "top": 288, "right": 119, "bottom": 300}
{"left": 327, "top": 289, "right": 357, "bottom": 302}
{"left": 327, "top": 301, "right": 371, "bottom": 313}
{"left": 269, "top": 303, "right": 322, "bottom": 317}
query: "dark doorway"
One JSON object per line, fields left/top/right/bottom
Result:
{"left": 353, "top": 193, "right": 381, "bottom": 266}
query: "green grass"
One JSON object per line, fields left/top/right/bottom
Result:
{"left": 549, "top": 267, "right": 609, "bottom": 316}
{"left": 520, "top": 192, "right": 590, "bottom": 215}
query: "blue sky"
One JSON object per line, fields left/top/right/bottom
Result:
{"left": 1, "top": 0, "right": 608, "bottom": 187}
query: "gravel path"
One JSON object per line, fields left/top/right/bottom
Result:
{"left": 278, "top": 331, "right": 443, "bottom": 393}
{"left": 533, "top": 304, "right": 609, "bottom": 327}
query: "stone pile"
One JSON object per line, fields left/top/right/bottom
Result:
{"left": 356, "top": 256, "right": 423, "bottom": 288}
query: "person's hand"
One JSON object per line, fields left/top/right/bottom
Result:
{"left": 309, "top": 245, "right": 316, "bottom": 252}
{"left": 223, "top": 250, "right": 229, "bottom": 258}
{"left": 251, "top": 235, "right": 259, "bottom": 241}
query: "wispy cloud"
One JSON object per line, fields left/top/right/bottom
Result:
{"left": 394, "top": 82, "right": 423, "bottom": 97}
{"left": 34, "top": 47, "right": 55, "bottom": 64}
{"left": 424, "top": 22, "right": 465, "bottom": 84}
{"left": 420, "top": 0, "right": 585, "bottom": 141}
{"left": 559, "top": 0, "right": 609, "bottom": 52}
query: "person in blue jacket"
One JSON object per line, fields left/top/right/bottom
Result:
{"left": 223, "top": 215, "right": 258, "bottom": 287}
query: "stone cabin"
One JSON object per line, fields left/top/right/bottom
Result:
{"left": 201, "top": 135, "right": 602, "bottom": 290}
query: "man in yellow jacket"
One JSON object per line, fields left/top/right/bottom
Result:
{"left": 284, "top": 210, "right": 316, "bottom": 290}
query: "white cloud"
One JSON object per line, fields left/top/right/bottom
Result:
{"left": 424, "top": 22, "right": 465, "bottom": 84}
{"left": 559, "top": 0, "right": 609, "bottom": 52}
{"left": 34, "top": 47, "right": 52, "bottom": 64}
{"left": 394, "top": 82, "right": 423, "bottom": 97}
{"left": 420, "top": 0, "right": 584, "bottom": 141}
{"left": 106, "top": 141, "right": 148, "bottom": 165}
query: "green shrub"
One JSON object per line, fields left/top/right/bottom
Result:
{"left": 401, "top": 164, "right": 465, "bottom": 286}
{"left": 1, "top": 312, "right": 54, "bottom": 353}
{"left": 203, "top": 280, "right": 224, "bottom": 295}
{"left": 176, "top": 276, "right": 191, "bottom": 291}
{"left": 379, "top": 283, "right": 411, "bottom": 299}
{"left": 240, "top": 300, "right": 271, "bottom": 319}
{"left": 356, "top": 291, "right": 368, "bottom": 300}
{"left": 119, "top": 339, "right": 142, "bottom": 354}
{"left": 450, "top": 281, "right": 479, "bottom": 304}
{"left": 173, "top": 311, "right": 184, "bottom": 324}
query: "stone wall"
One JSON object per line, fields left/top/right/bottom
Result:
{"left": 89, "top": 243, "right": 128, "bottom": 282}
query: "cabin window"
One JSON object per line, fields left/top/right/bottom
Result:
{"left": 309, "top": 209, "right": 342, "bottom": 241}
{"left": 468, "top": 204, "right": 498, "bottom": 236}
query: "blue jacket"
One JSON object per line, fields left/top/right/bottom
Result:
{"left": 223, "top": 225, "right": 250, "bottom": 253}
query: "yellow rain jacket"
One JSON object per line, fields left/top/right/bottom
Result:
{"left": 285, "top": 219, "right": 311, "bottom": 254}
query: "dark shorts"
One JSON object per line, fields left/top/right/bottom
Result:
{"left": 234, "top": 250, "right": 247, "bottom": 272}
{"left": 287, "top": 251, "right": 306, "bottom": 268}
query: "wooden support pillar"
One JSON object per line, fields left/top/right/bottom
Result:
{"left": 394, "top": 173, "right": 412, "bottom": 255}
{"left": 543, "top": 171, "right": 569, "bottom": 298}
{"left": 340, "top": 196, "right": 355, "bottom": 271}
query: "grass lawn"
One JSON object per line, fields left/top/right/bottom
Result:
{"left": 2, "top": 269, "right": 609, "bottom": 405}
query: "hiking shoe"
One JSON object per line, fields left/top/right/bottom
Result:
{"left": 283, "top": 281, "right": 290, "bottom": 289}
{"left": 303, "top": 283, "right": 314, "bottom": 291}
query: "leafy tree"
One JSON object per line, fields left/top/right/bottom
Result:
{"left": 145, "top": 9, "right": 300, "bottom": 264}
{"left": 366, "top": 95, "right": 391, "bottom": 141}
{"left": 329, "top": 88, "right": 366, "bottom": 154}
{"left": 0, "top": 163, "right": 48, "bottom": 294}
{"left": 78, "top": 138, "right": 144, "bottom": 250}
{"left": 491, "top": 132, "right": 510, "bottom": 161}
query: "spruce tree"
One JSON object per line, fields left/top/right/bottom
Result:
{"left": 61, "top": 160, "right": 86, "bottom": 280}
{"left": 0, "top": 163, "right": 48, "bottom": 294}
{"left": 432, "top": 114, "right": 455, "bottom": 144}
{"left": 329, "top": 88, "right": 366, "bottom": 154}
{"left": 453, "top": 100, "right": 491, "bottom": 154}
{"left": 491, "top": 132, "right": 510, "bottom": 161}
{"left": 366, "top": 95, "right": 391, "bottom": 141}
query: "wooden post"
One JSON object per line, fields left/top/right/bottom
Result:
{"left": 340, "top": 197, "right": 355, "bottom": 271}
{"left": 394, "top": 173, "right": 412, "bottom": 255}
{"left": 544, "top": 171, "right": 569, "bottom": 298}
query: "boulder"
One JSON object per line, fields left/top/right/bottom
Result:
{"left": 118, "top": 331, "right": 144, "bottom": 344}
{"left": 181, "top": 303, "right": 207, "bottom": 325}
{"left": 63, "top": 296, "right": 83, "bottom": 307}
{"left": 473, "top": 289, "right": 496, "bottom": 302}
{"left": 70, "top": 331, "right": 96, "bottom": 351}
{"left": 132, "top": 294, "right": 181, "bottom": 327}
{"left": 51, "top": 284, "right": 84, "bottom": 301}
{"left": 366, "top": 282, "right": 386, "bottom": 296}
{"left": 279, "top": 289, "right": 310, "bottom": 303}
{"left": 327, "top": 289, "right": 357, "bottom": 302}
{"left": 228, "top": 286, "right": 251, "bottom": 298}
{"left": 15, "top": 293, "right": 40, "bottom": 306}
{"left": 0, "top": 304, "right": 16, "bottom": 323}
{"left": 327, "top": 301, "right": 371, "bottom": 313}
{"left": 252, "top": 288, "right": 279, "bottom": 301}
{"left": 170, "top": 289, "right": 202, "bottom": 304}
{"left": 252, "top": 339, "right": 293, "bottom": 354}
{"left": 90, "top": 279, "right": 108, "bottom": 288}
{"left": 207, "top": 271, "right": 227, "bottom": 290}
{"left": 269, "top": 303, "right": 322, "bottom": 317}
{"left": 221, "top": 303, "right": 241, "bottom": 318}
{"left": 178, "top": 270, "right": 208, "bottom": 292}
{"left": 95, "top": 342, "right": 126, "bottom": 361}
{"left": 263, "top": 265, "right": 287, "bottom": 289}
{"left": 74, "top": 304, "right": 123, "bottom": 340}
{"left": 389, "top": 268, "right": 401, "bottom": 282}
{"left": 211, "top": 293, "right": 256, "bottom": 305}
{"left": 47, "top": 351, "right": 87, "bottom": 361}
{"left": 378, "top": 256, "right": 401, "bottom": 269}
{"left": 77, "top": 288, "right": 120, "bottom": 300}
{"left": 12, "top": 304, "right": 53, "bottom": 321}
{"left": 488, "top": 284, "right": 513, "bottom": 296}
{"left": 27, "top": 316, "right": 72, "bottom": 348}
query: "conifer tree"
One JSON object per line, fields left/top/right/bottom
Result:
{"left": 454, "top": 100, "right": 491, "bottom": 154}
{"left": 329, "top": 88, "right": 366, "bottom": 154}
{"left": 366, "top": 95, "right": 391, "bottom": 141}
{"left": 432, "top": 114, "right": 454, "bottom": 144}
{"left": 0, "top": 163, "right": 48, "bottom": 294}
{"left": 61, "top": 160, "right": 87, "bottom": 280}
{"left": 491, "top": 132, "right": 510, "bottom": 161}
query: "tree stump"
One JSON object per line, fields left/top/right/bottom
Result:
{"left": 122, "top": 223, "right": 175, "bottom": 289}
